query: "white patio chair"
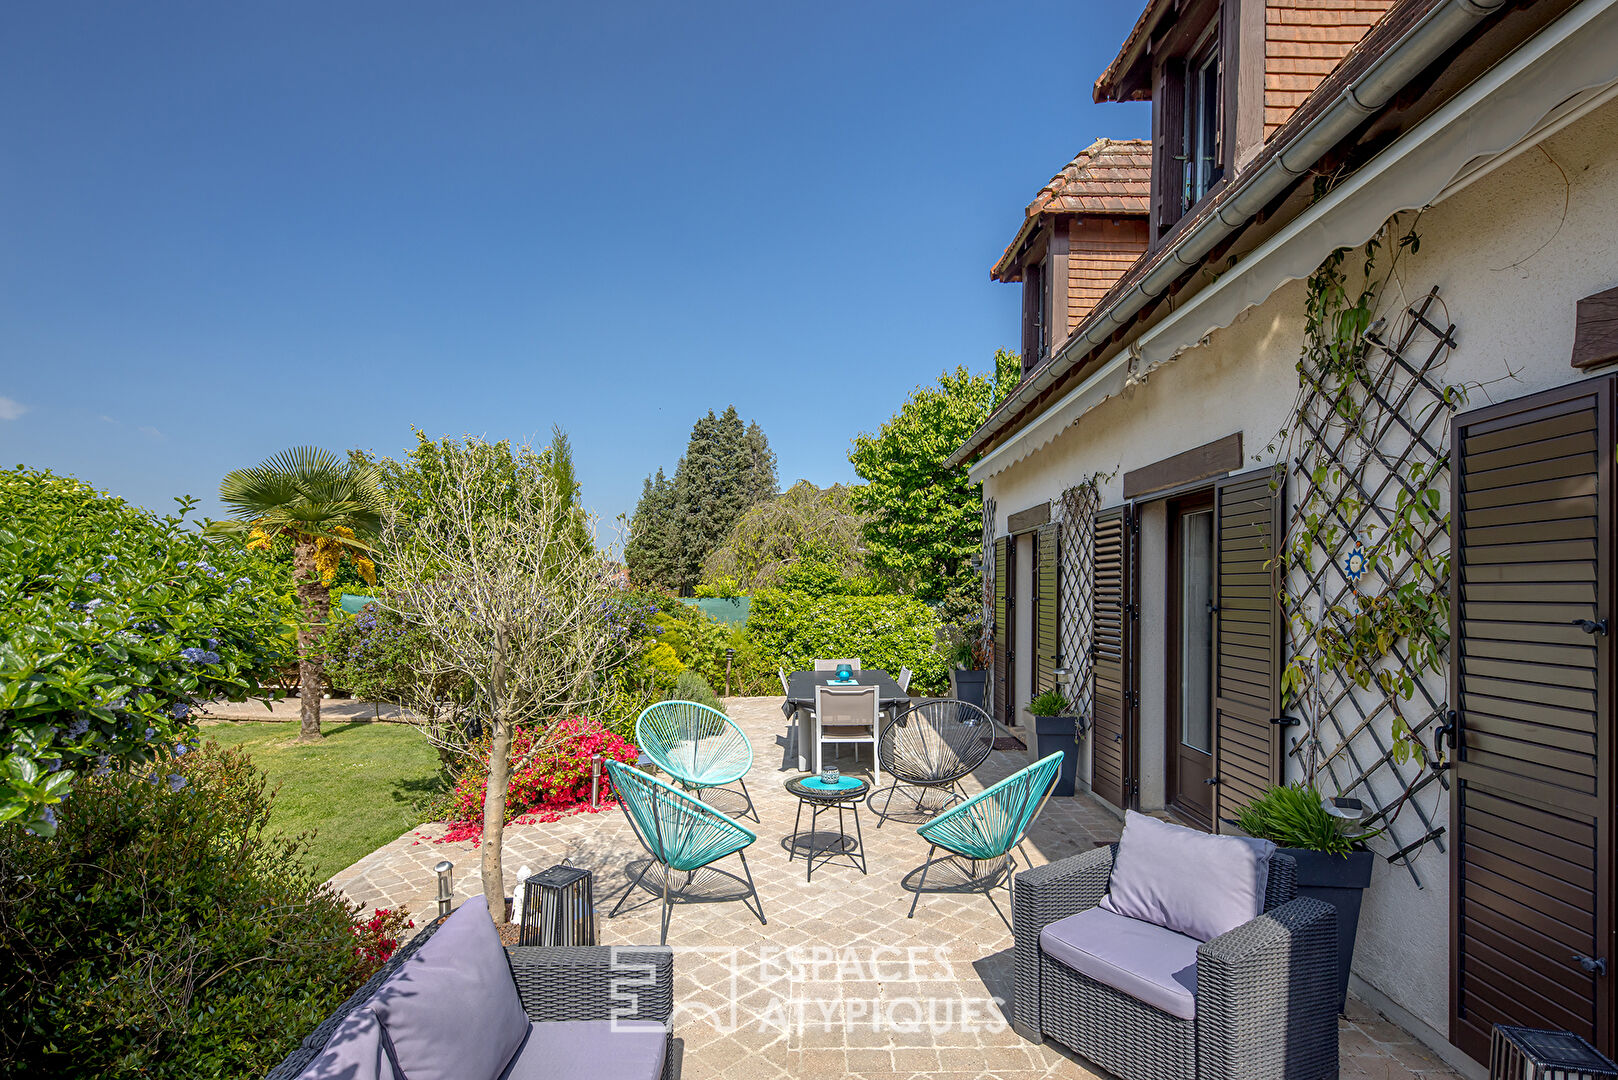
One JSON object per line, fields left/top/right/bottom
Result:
{"left": 814, "top": 658, "right": 861, "bottom": 672}
{"left": 897, "top": 666, "right": 913, "bottom": 693}
{"left": 814, "top": 684, "right": 881, "bottom": 785}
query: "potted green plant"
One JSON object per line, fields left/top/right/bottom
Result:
{"left": 944, "top": 628, "right": 988, "bottom": 711}
{"left": 1027, "top": 689, "right": 1082, "bottom": 796}
{"left": 1234, "top": 784, "right": 1380, "bottom": 1012}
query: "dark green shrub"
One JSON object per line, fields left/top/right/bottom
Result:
{"left": 0, "top": 741, "right": 373, "bottom": 1078}
{"left": 748, "top": 588, "right": 946, "bottom": 694}
{"left": 669, "top": 670, "right": 725, "bottom": 713}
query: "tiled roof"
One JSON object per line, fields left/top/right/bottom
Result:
{"left": 1025, "top": 138, "right": 1153, "bottom": 216}
{"left": 992, "top": 139, "right": 1151, "bottom": 280}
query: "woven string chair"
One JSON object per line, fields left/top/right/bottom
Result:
{"left": 605, "top": 760, "right": 766, "bottom": 944}
{"left": 870, "top": 698, "right": 995, "bottom": 827}
{"left": 635, "top": 700, "right": 757, "bottom": 821}
{"left": 907, "top": 751, "right": 1063, "bottom": 922}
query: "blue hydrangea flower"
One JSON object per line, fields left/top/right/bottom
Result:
{"left": 171, "top": 702, "right": 190, "bottom": 720}
{"left": 86, "top": 572, "right": 102, "bottom": 584}
{"left": 173, "top": 742, "right": 190, "bottom": 756}
{"left": 167, "top": 775, "right": 187, "bottom": 792}
{"left": 176, "top": 561, "right": 188, "bottom": 569}
{"left": 66, "top": 715, "right": 91, "bottom": 738}
{"left": 144, "top": 727, "right": 156, "bottom": 741}
{"left": 179, "top": 648, "right": 220, "bottom": 664}
{"left": 103, "top": 554, "right": 116, "bottom": 563}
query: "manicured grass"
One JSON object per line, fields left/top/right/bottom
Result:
{"left": 202, "top": 719, "right": 446, "bottom": 881}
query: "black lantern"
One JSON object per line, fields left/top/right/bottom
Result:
{"left": 1490, "top": 1025, "right": 1618, "bottom": 1080}
{"left": 518, "top": 864, "right": 596, "bottom": 946}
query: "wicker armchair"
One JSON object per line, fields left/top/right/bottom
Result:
{"left": 268, "top": 914, "right": 676, "bottom": 1080}
{"left": 1012, "top": 845, "right": 1338, "bottom": 1080}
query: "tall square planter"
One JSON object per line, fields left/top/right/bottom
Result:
{"left": 1282, "top": 846, "right": 1374, "bottom": 1013}
{"left": 1031, "top": 715, "right": 1080, "bottom": 796}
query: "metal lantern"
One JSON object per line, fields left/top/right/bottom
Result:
{"left": 1491, "top": 1025, "right": 1618, "bottom": 1080}
{"left": 518, "top": 864, "right": 596, "bottom": 947}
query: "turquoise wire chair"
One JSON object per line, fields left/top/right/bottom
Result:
{"left": 605, "top": 760, "right": 766, "bottom": 944}
{"left": 907, "top": 751, "right": 1064, "bottom": 922}
{"left": 635, "top": 700, "right": 758, "bottom": 821}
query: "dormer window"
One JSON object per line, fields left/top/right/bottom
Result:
{"left": 1022, "top": 257, "right": 1050, "bottom": 371}
{"left": 1181, "top": 27, "right": 1222, "bottom": 212}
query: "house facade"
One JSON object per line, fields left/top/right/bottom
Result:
{"left": 956, "top": 0, "right": 1618, "bottom": 1073}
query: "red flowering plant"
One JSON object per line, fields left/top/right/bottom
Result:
{"left": 353, "top": 907, "right": 415, "bottom": 980}
{"left": 437, "top": 715, "right": 637, "bottom": 843}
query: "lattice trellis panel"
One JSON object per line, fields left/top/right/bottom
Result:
{"left": 1056, "top": 480, "right": 1100, "bottom": 721}
{"left": 981, "top": 495, "right": 997, "bottom": 715}
{"left": 1281, "top": 285, "right": 1457, "bottom": 887}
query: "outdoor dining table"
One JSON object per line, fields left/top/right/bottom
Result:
{"left": 781, "top": 669, "right": 910, "bottom": 771}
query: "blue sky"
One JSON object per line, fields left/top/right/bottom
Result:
{"left": 0, "top": 2, "right": 1148, "bottom": 543}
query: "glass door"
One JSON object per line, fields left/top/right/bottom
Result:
{"left": 1168, "top": 499, "right": 1215, "bottom": 827}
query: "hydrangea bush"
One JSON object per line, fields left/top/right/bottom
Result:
{"left": 0, "top": 467, "right": 294, "bottom": 834}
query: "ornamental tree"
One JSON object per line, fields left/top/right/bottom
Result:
{"left": 208, "top": 447, "right": 385, "bottom": 743}
{"left": 848, "top": 350, "right": 1020, "bottom": 624}
{"left": 0, "top": 466, "right": 292, "bottom": 835}
{"left": 701, "top": 480, "right": 868, "bottom": 592}
{"left": 376, "top": 437, "right": 629, "bottom": 919}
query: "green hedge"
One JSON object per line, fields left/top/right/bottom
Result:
{"left": 748, "top": 589, "right": 946, "bottom": 695}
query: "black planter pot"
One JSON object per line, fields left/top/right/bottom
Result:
{"left": 1032, "top": 715, "right": 1081, "bottom": 796}
{"left": 951, "top": 668, "right": 988, "bottom": 711}
{"left": 1281, "top": 847, "right": 1374, "bottom": 1013}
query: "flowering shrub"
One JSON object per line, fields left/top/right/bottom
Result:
{"left": 440, "top": 715, "right": 637, "bottom": 840}
{"left": 0, "top": 467, "right": 295, "bottom": 835}
{"left": 0, "top": 741, "right": 372, "bottom": 1078}
{"left": 353, "top": 908, "right": 415, "bottom": 981}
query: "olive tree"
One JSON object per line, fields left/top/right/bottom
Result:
{"left": 377, "top": 437, "right": 625, "bottom": 918}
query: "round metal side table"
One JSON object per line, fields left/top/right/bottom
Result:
{"left": 785, "top": 775, "right": 869, "bottom": 881}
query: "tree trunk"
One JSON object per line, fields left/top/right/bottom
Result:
{"left": 292, "top": 536, "right": 330, "bottom": 743}
{"left": 481, "top": 623, "right": 512, "bottom": 922}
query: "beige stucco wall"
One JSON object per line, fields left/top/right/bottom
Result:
{"left": 981, "top": 93, "right": 1618, "bottom": 1049}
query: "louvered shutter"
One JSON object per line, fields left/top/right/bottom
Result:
{"left": 1036, "top": 522, "right": 1060, "bottom": 694}
{"left": 1450, "top": 378, "right": 1614, "bottom": 1063}
{"left": 1211, "top": 469, "right": 1283, "bottom": 828}
{"left": 993, "top": 536, "right": 1009, "bottom": 723}
{"left": 1091, "top": 507, "right": 1132, "bottom": 808}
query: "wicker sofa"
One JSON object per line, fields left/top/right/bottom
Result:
{"left": 1012, "top": 841, "right": 1339, "bottom": 1080}
{"left": 268, "top": 897, "right": 675, "bottom": 1080}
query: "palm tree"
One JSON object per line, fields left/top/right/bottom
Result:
{"left": 209, "top": 447, "right": 385, "bottom": 742}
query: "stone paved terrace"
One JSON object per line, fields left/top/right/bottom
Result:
{"left": 330, "top": 696, "right": 1462, "bottom": 1080}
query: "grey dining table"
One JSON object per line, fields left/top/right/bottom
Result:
{"left": 781, "top": 669, "right": 910, "bottom": 771}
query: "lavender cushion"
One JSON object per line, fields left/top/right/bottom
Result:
{"left": 498, "top": 1021, "right": 669, "bottom": 1080}
{"left": 368, "top": 897, "right": 530, "bottom": 1080}
{"left": 1098, "top": 810, "right": 1275, "bottom": 942}
{"left": 295, "top": 1007, "right": 398, "bottom": 1080}
{"left": 1041, "top": 907, "right": 1200, "bottom": 1020}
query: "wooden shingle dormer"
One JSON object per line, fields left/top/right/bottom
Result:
{"left": 992, "top": 139, "right": 1152, "bottom": 376}
{"left": 1095, "top": 0, "right": 1397, "bottom": 246}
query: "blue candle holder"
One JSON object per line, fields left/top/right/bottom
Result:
{"left": 835, "top": 663, "right": 852, "bottom": 683}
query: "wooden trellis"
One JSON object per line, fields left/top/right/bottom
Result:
{"left": 1281, "top": 285, "right": 1458, "bottom": 887}
{"left": 1056, "top": 480, "right": 1101, "bottom": 721}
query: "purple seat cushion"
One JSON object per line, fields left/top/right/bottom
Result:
{"left": 368, "top": 897, "right": 531, "bottom": 1080}
{"left": 296, "top": 1008, "right": 398, "bottom": 1080}
{"left": 1098, "top": 810, "right": 1275, "bottom": 942}
{"left": 497, "top": 1021, "right": 669, "bottom": 1080}
{"left": 1041, "top": 907, "right": 1200, "bottom": 1020}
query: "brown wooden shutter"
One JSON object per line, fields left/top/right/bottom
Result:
{"left": 1211, "top": 468, "right": 1283, "bottom": 828}
{"left": 1450, "top": 378, "right": 1614, "bottom": 1063}
{"left": 993, "top": 536, "right": 1009, "bottom": 722}
{"left": 1092, "top": 507, "right": 1132, "bottom": 808}
{"left": 1036, "top": 522, "right": 1060, "bottom": 694}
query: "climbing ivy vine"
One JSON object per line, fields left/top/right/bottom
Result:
{"left": 1269, "top": 207, "right": 1463, "bottom": 774}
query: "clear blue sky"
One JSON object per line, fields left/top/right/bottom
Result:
{"left": 0, "top": 2, "right": 1148, "bottom": 543}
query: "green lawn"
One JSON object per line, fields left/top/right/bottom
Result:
{"left": 202, "top": 720, "right": 446, "bottom": 881}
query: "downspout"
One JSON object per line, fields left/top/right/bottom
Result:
{"left": 952, "top": 0, "right": 1507, "bottom": 468}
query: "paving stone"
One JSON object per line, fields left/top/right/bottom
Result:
{"left": 331, "top": 695, "right": 1458, "bottom": 1079}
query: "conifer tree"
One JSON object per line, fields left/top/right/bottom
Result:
{"left": 624, "top": 468, "right": 678, "bottom": 588}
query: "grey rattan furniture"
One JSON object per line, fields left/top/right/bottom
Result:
{"left": 869, "top": 698, "right": 996, "bottom": 827}
{"left": 1012, "top": 845, "right": 1339, "bottom": 1080}
{"left": 267, "top": 914, "right": 676, "bottom": 1080}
